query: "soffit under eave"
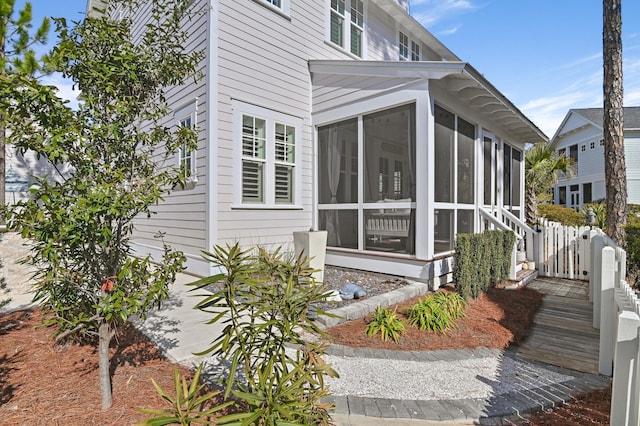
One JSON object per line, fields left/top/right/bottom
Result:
{"left": 309, "top": 60, "right": 466, "bottom": 80}
{"left": 443, "top": 72, "right": 548, "bottom": 144}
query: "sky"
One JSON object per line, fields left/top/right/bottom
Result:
{"left": 20, "top": 0, "right": 640, "bottom": 139}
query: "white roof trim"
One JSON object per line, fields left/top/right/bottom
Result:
{"left": 309, "top": 60, "right": 465, "bottom": 79}
{"left": 309, "top": 60, "right": 548, "bottom": 144}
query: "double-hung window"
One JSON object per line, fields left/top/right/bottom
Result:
{"left": 174, "top": 99, "right": 198, "bottom": 189}
{"left": 399, "top": 31, "right": 421, "bottom": 61}
{"left": 411, "top": 40, "right": 420, "bottom": 61}
{"left": 399, "top": 32, "right": 409, "bottom": 60}
{"left": 234, "top": 101, "right": 302, "bottom": 207}
{"left": 329, "top": 0, "right": 365, "bottom": 58}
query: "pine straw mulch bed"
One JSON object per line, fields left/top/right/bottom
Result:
{"left": 0, "top": 309, "right": 236, "bottom": 425}
{"left": 0, "top": 285, "right": 610, "bottom": 425}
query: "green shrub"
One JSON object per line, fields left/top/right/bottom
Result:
{"left": 139, "top": 364, "right": 233, "bottom": 425}
{"left": 188, "top": 244, "right": 339, "bottom": 426}
{"left": 628, "top": 204, "right": 640, "bottom": 226}
{"left": 364, "top": 305, "right": 405, "bottom": 342}
{"left": 537, "top": 204, "right": 584, "bottom": 226}
{"left": 626, "top": 224, "right": 640, "bottom": 272}
{"left": 453, "top": 230, "right": 515, "bottom": 300}
{"left": 407, "top": 292, "right": 466, "bottom": 333}
{"left": 582, "top": 203, "right": 606, "bottom": 230}
{"left": 440, "top": 292, "right": 467, "bottom": 320}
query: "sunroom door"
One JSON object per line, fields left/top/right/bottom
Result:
{"left": 482, "top": 132, "right": 497, "bottom": 213}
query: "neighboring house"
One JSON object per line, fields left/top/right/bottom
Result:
{"left": 86, "top": 0, "right": 547, "bottom": 285}
{"left": 4, "top": 145, "right": 67, "bottom": 205}
{"left": 552, "top": 107, "right": 640, "bottom": 210}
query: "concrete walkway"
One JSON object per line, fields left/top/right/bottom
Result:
{"left": 133, "top": 273, "right": 611, "bottom": 425}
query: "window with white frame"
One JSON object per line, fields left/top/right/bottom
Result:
{"left": 411, "top": 40, "right": 420, "bottom": 61}
{"left": 399, "top": 31, "right": 409, "bottom": 60}
{"left": 329, "top": 0, "right": 365, "bottom": 58}
{"left": 399, "top": 31, "right": 421, "bottom": 61}
{"left": 234, "top": 101, "right": 301, "bottom": 207}
{"left": 174, "top": 100, "right": 198, "bottom": 188}
{"left": 255, "top": 0, "right": 291, "bottom": 15}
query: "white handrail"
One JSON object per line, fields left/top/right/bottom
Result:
{"left": 478, "top": 207, "right": 522, "bottom": 240}
{"left": 501, "top": 208, "right": 534, "bottom": 238}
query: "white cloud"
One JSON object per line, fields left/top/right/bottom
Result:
{"left": 439, "top": 25, "right": 462, "bottom": 36}
{"left": 41, "top": 73, "right": 81, "bottom": 110}
{"left": 551, "top": 53, "right": 601, "bottom": 72}
{"left": 410, "top": 0, "right": 476, "bottom": 27}
{"left": 522, "top": 92, "right": 600, "bottom": 138}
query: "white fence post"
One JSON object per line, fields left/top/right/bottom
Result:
{"left": 591, "top": 235, "right": 606, "bottom": 318}
{"left": 610, "top": 310, "right": 640, "bottom": 426}
{"left": 583, "top": 229, "right": 598, "bottom": 284}
{"left": 599, "top": 246, "right": 616, "bottom": 376}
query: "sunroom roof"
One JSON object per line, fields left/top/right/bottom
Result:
{"left": 309, "top": 60, "right": 548, "bottom": 145}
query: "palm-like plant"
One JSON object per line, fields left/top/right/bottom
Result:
{"left": 525, "top": 143, "right": 575, "bottom": 225}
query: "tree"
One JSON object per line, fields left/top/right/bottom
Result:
{"left": 603, "top": 0, "right": 626, "bottom": 245}
{"left": 2, "top": 0, "right": 203, "bottom": 410}
{"left": 524, "top": 142, "right": 574, "bottom": 225}
{"left": 0, "top": 0, "right": 49, "bottom": 212}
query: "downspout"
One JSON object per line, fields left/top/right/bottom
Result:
{"left": 206, "top": 0, "right": 219, "bottom": 275}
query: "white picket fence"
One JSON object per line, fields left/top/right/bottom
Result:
{"left": 586, "top": 233, "right": 639, "bottom": 426}
{"left": 532, "top": 220, "right": 640, "bottom": 424}
{"left": 534, "top": 219, "right": 596, "bottom": 279}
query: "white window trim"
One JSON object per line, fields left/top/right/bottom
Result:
{"left": 252, "top": 0, "right": 291, "bottom": 18}
{"left": 398, "top": 29, "right": 421, "bottom": 61}
{"left": 174, "top": 98, "right": 198, "bottom": 190}
{"left": 326, "top": 0, "right": 367, "bottom": 59}
{"left": 232, "top": 100, "right": 303, "bottom": 209}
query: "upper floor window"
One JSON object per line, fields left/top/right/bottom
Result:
{"left": 233, "top": 101, "right": 302, "bottom": 207}
{"left": 399, "top": 31, "right": 420, "bottom": 61}
{"left": 411, "top": 40, "right": 420, "bottom": 61}
{"left": 399, "top": 32, "right": 409, "bottom": 60}
{"left": 329, "top": 0, "right": 365, "bottom": 58}
{"left": 590, "top": 141, "right": 596, "bottom": 149}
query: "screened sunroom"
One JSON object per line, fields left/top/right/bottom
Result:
{"left": 310, "top": 61, "right": 546, "bottom": 281}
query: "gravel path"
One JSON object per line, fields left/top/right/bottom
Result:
{"left": 324, "top": 351, "right": 574, "bottom": 400}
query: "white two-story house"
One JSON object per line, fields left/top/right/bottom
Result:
{"left": 553, "top": 107, "right": 640, "bottom": 210}
{"left": 87, "top": 0, "right": 547, "bottom": 284}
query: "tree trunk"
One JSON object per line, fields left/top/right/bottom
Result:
{"left": 0, "top": 124, "right": 5, "bottom": 215}
{"left": 1, "top": 29, "right": 6, "bottom": 215}
{"left": 525, "top": 184, "right": 538, "bottom": 225}
{"left": 98, "top": 321, "right": 113, "bottom": 410}
{"left": 603, "top": 0, "right": 626, "bottom": 246}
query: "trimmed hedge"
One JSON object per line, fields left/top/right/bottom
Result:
{"left": 453, "top": 230, "right": 516, "bottom": 300}
{"left": 626, "top": 224, "right": 640, "bottom": 272}
{"left": 537, "top": 204, "right": 584, "bottom": 226}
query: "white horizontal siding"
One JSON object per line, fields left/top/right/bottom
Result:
{"left": 124, "top": 0, "right": 210, "bottom": 258}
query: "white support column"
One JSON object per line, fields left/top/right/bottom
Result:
{"left": 599, "top": 245, "right": 616, "bottom": 376}
{"left": 610, "top": 310, "right": 640, "bottom": 426}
